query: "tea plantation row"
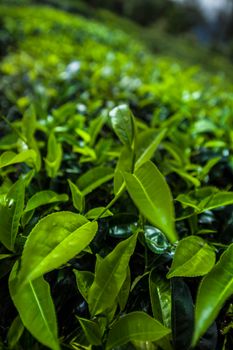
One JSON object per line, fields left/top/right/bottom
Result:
{"left": 0, "top": 5, "right": 233, "bottom": 350}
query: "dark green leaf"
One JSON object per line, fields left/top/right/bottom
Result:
{"left": 106, "top": 312, "right": 171, "bottom": 350}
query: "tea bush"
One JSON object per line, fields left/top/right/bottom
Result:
{"left": 0, "top": 4, "right": 233, "bottom": 350}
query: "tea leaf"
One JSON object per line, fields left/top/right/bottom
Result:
{"left": 167, "top": 236, "right": 215, "bottom": 278}
{"left": 17, "top": 212, "right": 97, "bottom": 285}
{"left": 109, "top": 104, "right": 136, "bottom": 148}
{"left": 77, "top": 166, "right": 114, "bottom": 195}
{"left": 24, "top": 191, "right": 68, "bottom": 212}
{"left": 77, "top": 317, "right": 102, "bottom": 346}
{"left": 45, "top": 133, "right": 62, "bottom": 178}
{"left": 88, "top": 233, "right": 137, "bottom": 316}
{"left": 9, "top": 263, "right": 60, "bottom": 350}
{"left": 106, "top": 312, "right": 171, "bottom": 350}
{"left": 124, "top": 161, "right": 177, "bottom": 243}
{"left": 135, "top": 128, "right": 167, "bottom": 169}
{"left": 0, "top": 179, "right": 25, "bottom": 251}
{"left": 192, "top": 244, "right": 233, "bottom": 347}
{"left": 7, "top": 315, "right": 24, "bottom": 349}
{"left": 68, "top": 179, "right": 85, "bottom": 212}
{"left": 0, "top": 150, "right": 37, "bottom": 169}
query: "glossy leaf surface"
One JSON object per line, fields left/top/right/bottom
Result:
{"left": 109, "top": 104, "right": 135, "bottom": 148}
{"left": 106, "top": 312, "right": 171, "bottom": 350}
{"left": 18, "top": 212, "right": 97, "bottom": 285}
{"left": 24, "top": 190, "right": 68, "bottom": 212}
{"left": 9, "top": 264, "right": 60, "bottom": 350}
{"left": 167, "top": 236, "right": 215, "bottom": 278}
{"left": 192, "top": 244, "right": 233, "bottom": 347}
{"left": 124, "top": 161, "right": 177, "bottom": 243}
{"left": 88, "top": 234, "right": 137, "bottom": 316}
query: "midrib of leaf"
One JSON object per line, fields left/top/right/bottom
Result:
{"left": 29, "top": 281, "right": 56, "bottom": 346}
{"left": 21, "top": 221, "right": 95, "bottom": 284}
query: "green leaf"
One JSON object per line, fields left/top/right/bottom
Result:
{"left": 74, "top": 270, "right": 94, "bottom": 302}
{"left": 124, "top": 161, "right": 177, "bottom": 243}
{"left": 17, "top": 212, "right": 97, "bottom": 285}
{"left": 88, "top": 233, "right": 137, "bottom": 316}
{"left": 68, "top": 179, "right": 85, "bottom": 212}
{"left": 135, "top": 128, "right": 167, "bottom": 169}
{"left": 7, "top": 315, "right": 24, "bottom": 349}
{"left": 106, "top": 312, "right": 171, "bottom": 350}
{"left": 0, "top": 150, "right": 37, "bottom": 169}
{"left": 109, "top": 104, "right": 136, "bottom": 148}
{"left": 199, "top": 192, "right": 233, "bottom": 212}
{"left": 9, "top": 263, "right": 60, "bottom": 350}
{"left": 114, "top": 146, "right": 133, "bottom": 195}
{"left": 167, "top": 236, "right": 215, "bottom": 278}
{"left": 45, "top": 133, "right": 62, "bottom": 178}
{"left": 149, "top": 269, "right": 171, "bottom": 328}
{"left": 77, "top": 317, "right": 102, "bottom": 346}
{"left": 0, "top": 179, "right": 25, "bottom": 251}
{"left": 117, "top": 267, "right": 131, "bottom": 311}
{"left": 22, "top": 105, "right": 41, "bottom": 171}
{"left": 192, "top": 244, "right": 233, "bottom": 347}
{"left": 85, "top": 207, "right": 113, "bottom": 219}
{"left": 24, "top": 190, "right": 68, "bottom": 212}
{"left": 171, "top": 278, "right": 194, "bottom": 350}
{"left": 77, "top": 166, "right": 114, "bottom": 195}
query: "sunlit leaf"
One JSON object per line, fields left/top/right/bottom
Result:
{"left": 17, "top": 212, "right": 97, "bottom": 285}
{"left": 124, "top": 161, "right": 177, "bottom": 243}
{"left": 167, "top": 236, "right": 215, "bottom": 278}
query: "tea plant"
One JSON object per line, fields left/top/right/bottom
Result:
{"left": 0, "top": 4, "right": 233, "bottom": 350}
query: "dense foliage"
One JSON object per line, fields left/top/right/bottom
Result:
{"left": 0, "top": 4, "right": 233, "bottom": 350}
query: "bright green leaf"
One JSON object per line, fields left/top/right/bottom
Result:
{"left": 9, "top": 263, "right": 60, "bottom": 350}
{"left": 192, "top": 244, "right": 233, "bottom": 347}
{"left": 167, "top": 236, "right": 215, "bottom": 278}
{"left": 17, "top": 212, "right": 97, "bottom": 286}
{"left": 88, "top": 233, "right": 137, "bottom": 316}
{"left": 124, "top": 161, "right": 177, "bottom": 243}
{"left": 0, "top": 150, "right": 37, "bottom": 169}
{"left": 24, "top": 191, "right": 68, "bottom": 212}
{"left": 109, "top": 104, "right": 136, "bottom": 148}
{"left": 77, "top": 166, "right": 114, "bottom": 195}
{"left": 68, "top": 179, "right": 85, "bottom": 212}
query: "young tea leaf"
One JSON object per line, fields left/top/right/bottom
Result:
{"left": 0, "top": 179, "right": 25, "bottom": 251}
{"left": 106, "top": 312, "right": 171, "bottom": 350}
{"left": 88, "top": 233, "right": 137, "bottom": 317}
{"left": 109, "top": 104, "right": 136, "bottom": 148}
{"left": 192, "top": 244, "right": 233, "bottom": 347}
{"left": 17, "top": 212, "right": 97, "bottom": 286}
{"left": 167, "top": 236, "right": 215, "bottom": 278}
{"left": 68, "top": 179, "right": 85, "bottom": 212}
{"left": 24, "top": 190, "right": 68, "bottom": 212}
{"left": 124, "top": 161, "right": 177, "bottom": 243}
{"left": 9, "top": 263, "right": 60, "bottom": 350}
